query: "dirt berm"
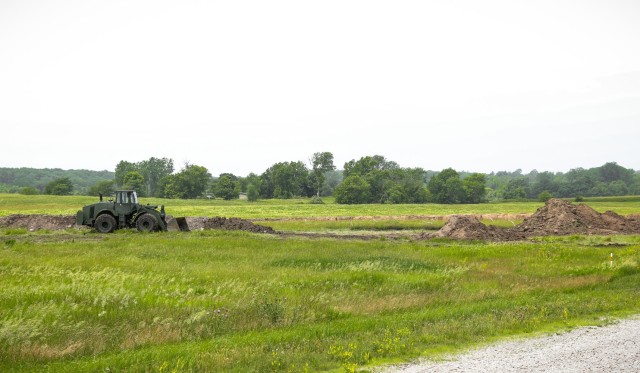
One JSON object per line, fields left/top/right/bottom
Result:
{"left": 0, "top": 214, "right": 76, "bottom": 231}
{"left": 429, "top": 199, "right": 640, "bottom": 241}
{"left": 185, "top": 217, "right": 275, "bottom": 234}
{"left": 0, "top": 215, "right": 276, "bottom": 234}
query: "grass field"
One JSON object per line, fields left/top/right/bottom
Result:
{"left": 1, "top": 194, "right": 640, "bottom": 372}
{"left": 2, "top": 194, "right": 640, "bottom": 218}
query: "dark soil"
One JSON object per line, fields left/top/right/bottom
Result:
{"left": 182, "top": 216, "right": 275, "bottom": 233}
{"left": 202, "top": 217, "right": 276, "bottom": 234}
{"left": 0, "top": 214, "right": 77, "bottom": 231}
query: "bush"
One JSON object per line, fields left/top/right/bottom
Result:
{"left": 334, "top": 176, "right": 371, "bottom": 204}
{"left": 538, "top": 191, "right": 553, "bottom": 202}
{"left": 310, "top": 196, "right": 325, "bottom": 204}
{"left": 44, "top": 177, "right": 73, "bottom": 195}
{"left": 246, "top": 184, "right": 259, "bottom": 202}
{"left": 19, "top": 187, "right": 39, "bottom": 195}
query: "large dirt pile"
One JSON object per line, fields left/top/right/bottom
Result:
{"left": 431, "top": 199, "right": 640, "bottom": 241}
{"left": 0, "top": 214, "right": 76, "bottom": 231}
{"left": 516, "top": 199, "right": 640, "bottom": 236}
{"left": 185, "top": 216, "right": 275, "bottom": 234}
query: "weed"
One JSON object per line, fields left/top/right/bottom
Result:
{"left": 255, "top": 292, "right": 286, "bottom": 325}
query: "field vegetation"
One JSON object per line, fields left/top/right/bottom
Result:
{"left": 1, "top": 195, "right": 640, "bottom": 371}
{"left": 2, "top": 194, "right": 640, "bottom": 219}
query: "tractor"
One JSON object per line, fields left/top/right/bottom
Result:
{"left": 76, "top": 190, "right": 187, "bottom": 233}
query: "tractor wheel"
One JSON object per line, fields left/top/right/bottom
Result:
{"left": 95, "top": 214, "right": 116, "bottom": 233}
{"left": 136, "top": 214, "right": 158, "bottom": 232}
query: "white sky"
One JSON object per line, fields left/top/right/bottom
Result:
{"left": 1, "top": 0, "right": 639, "bottom": 176}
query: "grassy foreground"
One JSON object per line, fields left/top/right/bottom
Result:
{"left": 1, "top": 230, "right": 639, "bottom": 372}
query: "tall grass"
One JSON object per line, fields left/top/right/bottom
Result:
{"left": 1, "top": 230, "right": 639, "bottom": 371}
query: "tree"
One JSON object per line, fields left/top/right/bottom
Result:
{"left": 343, "top": 155, "right": 398, "bottom": 178}
{"left": 462, "top": 173, "right": 487, "bottom": 203}
{"left": 45, "top": 177, "right": 74, "bottom": 195}
{"left": 398, "top": 168, "right": 429, "bottom": 203}
{"left": 565, "top": 168, "right": 597, "bottom": 197}
{"left": 599, "top": 162, "right": 633, "bottom": 184}
{"left": 502, "top": 178, "right": 529, "bottom": 200}
{"left": 340, "top": 155, "right": 426, "bottom": 204}
{"left": 115, "top": 161, "right": 137, "bottom": 187}
{"left": 163, "top": 164, "right": 211, "bottom": 199}
{"left": 387, "top": 184, "right": 408, "bottom": 204}
{"left": 427, "top": 168, "right": 465, "bottom": 204}
{"left": 530, "top": 171, "right": 557, "bottom": 198}
{"left": 310, "top": 152, "right": 336, "bottom": 197}
{"left": 632, "top": 174, "right": 640, "bottom": 195}
{"left": 246, "top": 184, "right": 259, "bottom": 202}
{"left": 138, "top": 157, "right": 174, "bottom": 197}
{"left": 321, "top": 170, "right": 343, "bottom": 197}
{"left": 88, "top": 180, "right": 116, "bottom": 196}
{"left": 608, "top": 180, "right": 629, "bottom": 196}
{"left": 122, "top": 171, "right": 145, "bottom": 196}
{"left": 260, "top": 161, "right": 310, "bottom": 199}
{"left": 334, "top": 175, "right": 371, "bottom": 204}
{"left": 238, "top": 173, "right": 261, "bottom": 193}
{"left": 215, "top": 174, "right": 239, "bottom": 200}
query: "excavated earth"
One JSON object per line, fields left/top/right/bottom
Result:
{"left": 1, "top": 199, "right": 639, "bottom": 240}
{"left": 424, "top": 199, "right": 640, "bottom": 241}
{"left": 187, "top": 216, "right": 275, "bottom": 234}
{"left": 0, "top": 214, "right": 77, "bottom": 231}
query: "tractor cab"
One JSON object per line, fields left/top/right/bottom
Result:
{"left": 115, "top": 190, "right": 138, "bottom": 204}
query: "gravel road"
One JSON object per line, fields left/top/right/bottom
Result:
{"left": 386, "top": 316, "right": 640, "bottom": 372}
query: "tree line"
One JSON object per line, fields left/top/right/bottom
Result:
{"left": 1, "top": 156, "right": 638, "bottom": 204}
{"left": 0, "top": 167, "right": 114, "bottom": 195}
{"left": 484, "top": 162, "right": 640, "bottom": 200}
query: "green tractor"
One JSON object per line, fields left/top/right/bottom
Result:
{"left": 77, "top": 190, "right": 171, "bottom": 233}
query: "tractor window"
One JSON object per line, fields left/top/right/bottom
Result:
{"left": 116, "top": 192, "right": 124, "bottom": 204}
{"left": 129, "top": 191, "right": 138, "bottom": 204}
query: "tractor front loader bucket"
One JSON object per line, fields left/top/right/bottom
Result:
{"left": 166, "top": 216, "right": 190, "bottom": 232}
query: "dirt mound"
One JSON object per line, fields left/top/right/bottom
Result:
{"left": 516, "top": 199, "right": 639, "bottom": 236}
{"left": 203, "top": 217, "right": 275, "bottom": 233}
{"left": 0, "top": 214, "right": 77, "bottom": 231}
{"left": 428, "top": 215, "right": 525, "bottom": 241}
{"left": 429, "top": 199, "right": 640, "bottom": 241}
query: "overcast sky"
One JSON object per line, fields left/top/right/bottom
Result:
{"left": 1, "top": 0, "right": 638, "bottom": 176}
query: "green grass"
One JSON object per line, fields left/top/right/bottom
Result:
{"left": 2, "top": 193, "right": 640, "bottom": 218}
{"left": 1, "top": 230, "right": 639, "bottom": 372}
{"left": 2, "top": 194, "right": 640, "bottom": 371}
